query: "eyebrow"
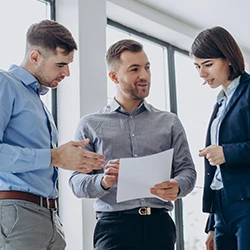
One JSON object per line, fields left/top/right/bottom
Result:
{"left": 56, "top": 62, "right": 68, "bottom": 66}
{"left": 194, "top": 59, "right": 213, "bottom": 65}
{"left": 128, "top": 62, "right": 150, "bottom": 68}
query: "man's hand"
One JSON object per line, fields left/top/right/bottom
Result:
{"left": 51, "top": 139, "right": 105, "bottom": 173}
{"left": 150, "top": 179, "right": 179, "bottom": 201}
{"left": 206, "top": 231, "right": 215, "bottom": 250}
{"left": 101, "top": 159, "right": 119, "bottom": 189}
{"left": 199, "top": 145, "right": 225, "bottom": 166}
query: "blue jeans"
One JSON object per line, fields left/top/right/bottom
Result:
{"left": 214, "top": 188, "right": 250, "bottom": 250}
{"left": 94, "top": 210, "right": 176, "bottom": 250}
{"left": 0, "top": 200, "right": 66, "bottom": 250}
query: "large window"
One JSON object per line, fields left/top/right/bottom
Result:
{"left": 106, "top": 24, "right": 169, "bottom": 111}
{"left": 0, "top": 0, "right": 53, "bottom": 110}
{"left": 175, "top": 52, "right": 218, "bottom": 249}
{"left": 107, "top": 19, "right": 218, "bottom": 250}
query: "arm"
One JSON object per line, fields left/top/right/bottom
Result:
{"left": 206, "top": 231, "right": 215, "bottom": 250}
{"left": 69, "top": 117, "right": 110, "bottom": 198}
{"left": 0, "top": 79, "right": 105, "bottom": 173}
{"left": 170, "top": 116, "right": 197, "bottom": 197}
{"left": 205, "top": 214, "right": 215, "bottom": 250}
{"left": 223, "top": 141, "right": 250, "bottom": 168}
{"left": 0, "top": 81, "right": 52, "bottom": 173}
{"left": 150, "top": 116, "right": 196, "bottom": 200}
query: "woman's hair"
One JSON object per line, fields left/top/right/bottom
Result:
{"left": 26, "top": 19, "right": 77, "bottom": 55}
{"left": 191, "top": 26, "right": 244, "bottom": 80}
{"left": 106, "top": 39, "right": 143, "bottom": 70}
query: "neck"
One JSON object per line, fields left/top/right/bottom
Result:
{"left": 114, "top": 97, "right": 143, "bottom": 113}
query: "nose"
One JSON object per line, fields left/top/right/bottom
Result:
{"left": 198, "top": 66, "right": 207, "bottom": 78}
{"left": 139, "top": 68, "right": 150, "bottom": 79}
{"left": 62, "top": 65, "right": 70, "bottom": 77}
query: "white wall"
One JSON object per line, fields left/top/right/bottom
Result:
{"left": 56, "top": 1, "right": 107, "bottom": 250}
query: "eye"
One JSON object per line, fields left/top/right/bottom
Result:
{"left": 130, "top": 68, "right": 138, "bottom": 72}
{"left": 57, "top": 63, "right": 66, "bottom": 68}
{"left": 205, "top": 63, "right": 213, "bottom": 67}
{"left": 145, "top": 65, "right": 150, "bottom": 70}
{"left": 195, "top": 65, "right": 200, "bottom": 70}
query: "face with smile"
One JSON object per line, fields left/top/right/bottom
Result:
{"left": 193, "top": 56, "right": 232, "bottom": 91}
{"left": 109, "top": 50, "right": 151, "bottom": 108}
{"left": 33, "top": 47, "right": 74, "bottom": 89}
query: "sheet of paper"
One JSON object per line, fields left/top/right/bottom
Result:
{"left": 116, "top": 148, "right": 174, "bottom": 203}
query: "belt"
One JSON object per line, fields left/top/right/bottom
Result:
{"left": 96, "top": 207, "right": 167, "bottom": 218}
{"left": 0, "top": 191, "right": 57, "bottom": 210}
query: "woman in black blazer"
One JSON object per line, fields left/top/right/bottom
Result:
{"left": 191, "top": 26, "right": 250, "bottom": 250}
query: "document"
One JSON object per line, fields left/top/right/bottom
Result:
{"left": 116, "top": 148, "right": 174, "bottom": 203}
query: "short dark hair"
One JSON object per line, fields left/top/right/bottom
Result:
{"left": 26, "top": 19, "right": 77, "bottom": 55}
{"left": 106, "top": 39, "right": 143, "bottom": 70}
{"left": 191, "top": 26, "right": 244, "bottom": 80}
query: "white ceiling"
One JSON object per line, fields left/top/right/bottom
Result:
{"left": 135, "top": 0, "right": 250, "bottom": 54}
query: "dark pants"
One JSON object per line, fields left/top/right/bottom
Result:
{"left": 214, "top": 188, "right": 250, "bottom": 250}
{"left": 93, "top": 208, "right": 176, "bottom": 250}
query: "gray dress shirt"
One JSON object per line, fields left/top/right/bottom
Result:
{"left": 69, "top": 99, "right": 196, "bottom": 212}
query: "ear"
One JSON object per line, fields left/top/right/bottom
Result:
{"left": 108, "top": 71, "right": 119, "bottom": 84}
{"left": 29, "top": 50, "right": 41, "bottom": 65}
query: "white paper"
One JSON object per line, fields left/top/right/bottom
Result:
{"left": 117, "top": 148, "right": 174, "bottom": 203}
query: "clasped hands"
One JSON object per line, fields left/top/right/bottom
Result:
{"left": 101, "top": 159, "right": 179, "bottom": 201}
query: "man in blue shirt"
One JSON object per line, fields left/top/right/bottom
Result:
{"left": 69, "top": 39, "right": 196, "bottom": 250}
{"left": 0, "top": 20, "right": 105, "bottom": 250}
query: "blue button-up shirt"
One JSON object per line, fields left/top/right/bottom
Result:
{"left": 0, "top": 64, "right": 58, "bottom": 198}
{"left": 210, "top": 76, "right": 241, "bottom": 190}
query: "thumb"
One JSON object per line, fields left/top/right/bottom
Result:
{"left": 72, "top": 139, "right": 90, "bottom": 147}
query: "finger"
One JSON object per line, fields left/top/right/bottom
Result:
{"left": 104, "top": 175, "right": 117, "bottom": 181}
{"left": 199, "top": 150, "right": 207, "bottom": 157}
{"left": 105, "top": 162, "right": 119, "bottom": 169}
{"left": 108, "top": 159, "right": 120, "bottom": 164}
{"left": 199, "top": 148, "right": 206, "bottom": 153}
{"left": 154, "top": 180, "right": 177, "bottom": 189}
{"left": 105, "top": 167, "right": 119, "bottom": 175}
{"left": 72, "top": 139, "right": 90, "bottom": 147}
{"left": 80, "top": 150, "right": 106, "bottom": 160}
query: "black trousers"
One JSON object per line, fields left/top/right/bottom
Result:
{"left": 94, "top": 208, "right": 176, "bottom": 250}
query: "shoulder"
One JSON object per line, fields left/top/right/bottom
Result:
{"left": 0, "top": 69, "right": 19, "bottom": 95}
{"left": 77, "top": 106, "right": 109, "bottom": 126}
{"left": 146, "top": 103, "right": 178, "bottom": 119}
{"left": 240, "top": 71, "right": 250, "bottom": 84}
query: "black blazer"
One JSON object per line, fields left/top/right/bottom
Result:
{"left": 203, "top": 72, "right": 250, "bottom": 231}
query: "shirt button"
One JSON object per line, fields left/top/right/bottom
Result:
{"left": 132, "top": 134, "right": 135, "bottom": 137}
{"left": 134, "top": 154, "right": 137, "bottom": 157}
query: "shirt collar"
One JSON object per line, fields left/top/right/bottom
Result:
{"left": 216, "top": 75, "right": 241, "bottom": 105}
{"left": 8, "top": 64, "right": 49, "bottom": 95}
{"left": 108, "top": 98, "right": 150, "bottom": 113}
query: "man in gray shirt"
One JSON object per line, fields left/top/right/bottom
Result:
{"left": 69, "top": 39, "right": 196, "bottom": 250}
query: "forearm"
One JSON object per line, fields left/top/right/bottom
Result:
{"left": 0, "top": 143, "right": 50, "bottom": 173}
{"left": 69, "top": 172, "right": 109, "bottom": 198}
{"left": 223, "top": 142, "right": 250, "bottom": 168}
{"left": 174, "top": 167, "right": 197, "bottom": 197}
